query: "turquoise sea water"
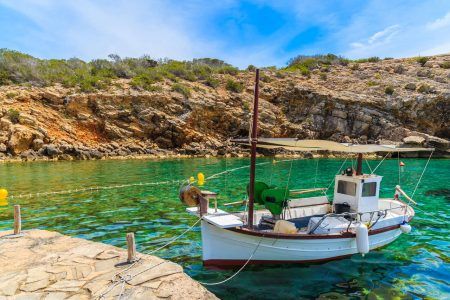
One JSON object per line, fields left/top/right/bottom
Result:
{"left": 0, "top": 158, "right": 448, "bottom": 299}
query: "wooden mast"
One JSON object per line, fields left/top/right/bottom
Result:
{"left": 356, "top": 153, "right": 363, "bottom": 175}
{"left": 248, "top": 69, "right": 260, "bottom": 228}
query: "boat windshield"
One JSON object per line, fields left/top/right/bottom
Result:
{"left": 337, "top": 181, "right": 356, "bottom": 196}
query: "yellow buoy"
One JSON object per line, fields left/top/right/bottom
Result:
{"left": 197, "top": 172, "right": 205, "bottom": 186}
{"left": 189, "top": 176, "right": 195, "bottom": 184}
{"left": 0, "top": 189, "right": 8, "bottom": 206}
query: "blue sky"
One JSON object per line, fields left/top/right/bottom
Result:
{"left": 1, "top": 0, "right": 450, "bottom": 68}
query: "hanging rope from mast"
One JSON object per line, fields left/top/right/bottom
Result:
{"left": 411, "top": 150, "right": 434, "bottom": 198}
{"left": 371, "top": 152, "right": 391, "bottom": 174}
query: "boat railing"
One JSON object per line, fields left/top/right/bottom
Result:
{"left": 307, "top": 204, "right": 407, "bottom": 234}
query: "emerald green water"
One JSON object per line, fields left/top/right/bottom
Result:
{"left": 0, "top": 158, "right": 448, "bottom": 299}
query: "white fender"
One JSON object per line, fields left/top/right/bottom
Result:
{"left": 400, "top": 223, "right": 412, "bottom": 234}
{"left": 356, "top": 223, "right": 369, "bottom": 256}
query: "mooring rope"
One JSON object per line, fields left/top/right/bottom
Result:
{"left": 198, "top": 236, "right": 264, "bottom": 286}
{"left": 97, "top": 217, "right": 202, "bottom": 299}
{"left": 8, "top": 179, "right": 184, "bottom": 200}
{"left": 5, "top": 157, "right": 302, "bottom": 201}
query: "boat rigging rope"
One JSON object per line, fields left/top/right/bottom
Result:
{"left": 313, "top": 158, "right": 319, "bottom": 188}
{"left": 364, "top": 158, "right": 373, "bottom": 174}
{"left": 97, "top": 217, "right": 202, "bottom": 299}
{"left": 411, "top": 150, "right": 434, "bottom": 198}
{"left": 371, "top": 152, "right": 391, "bottom": 174}
{"left": 197, "top": 236, "right": 264, "bottom": 286}
{"left": 398, "top": 151, "right": 401, "bottom": 186}
{"left": 325, "top": 157, "right": 348, "bottom": 193}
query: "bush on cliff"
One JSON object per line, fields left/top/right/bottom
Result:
{"left": 172, "top": 83, "right": 191, "bottom": 98}
{"left": 8, "top": 109, "right": 20, "bottom": 124}
{"left": 385, "top": 85, "right": 395, "bottom": 95}
{"left": 287, "top": 54, "right": 349, "bottom": 69}
{"left": 226, "top": 79, "right": 244, "bottom": 93}
{"left": 416, "top": 56, "right": 429, "bottom": 66}
{"left": 130, "top": 70, "right": 163, "bottom": 90}
{"left": 355, "top": 56, "right": 380, "bottom": 63}
{"left": 204, "top": 76, "right": 219, "bottom": 88}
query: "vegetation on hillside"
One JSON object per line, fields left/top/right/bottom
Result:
{"left": 1, "top": 49, "right": 447, "bottom": 93}
{"left": 0, "top": 49, "right": 238, "bottom": 92}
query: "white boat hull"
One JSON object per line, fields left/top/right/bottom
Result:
{"left": 201, "top": 220, "right": 402, "bottom": 266}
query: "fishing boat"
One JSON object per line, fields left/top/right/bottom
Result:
{"left": 180, "top": 70, "right": 434, "bottom": 267}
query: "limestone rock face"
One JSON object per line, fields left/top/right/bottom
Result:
{"left": 0, "top": 54, "right": 449, "bottom": 160}
{"left": 8, "top": 125, "right": 35, "bottom": 155}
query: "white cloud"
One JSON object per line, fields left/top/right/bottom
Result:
{"left": 427, "top": 12, "right": 450, "bottom": 30}
{"left": 0, "top": 0, "right": 223, "bottom": 61}
{"left": 349, "top": 25, "right": 401, "bottom": 52}
{"left": 367, "top": 25, "right": 400, "bottom": 44}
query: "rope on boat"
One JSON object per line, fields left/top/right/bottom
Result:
{"left": 411, "top": 150, "right": 434, "bottom": 198}
{"left": 325, "top": 157, "right": 348, "bottom": 193}
{"left": 198, "top": 236, "right": 264, "bottom": 286}
{"left": 364, "top": 158, "right": 373, "bottom": 174}
{"left": 97, "top": 217, "right": 202, "bottom": 299}
{"left": 371, "top": 152, "right": 390, "bottom": 174}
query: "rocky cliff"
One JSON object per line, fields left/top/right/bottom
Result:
{"left": 0, "top": 54, "right": 449, "bottom": 161}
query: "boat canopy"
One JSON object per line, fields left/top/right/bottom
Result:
{"left": 232, "top": 138, "right": 434, "bottom": 153}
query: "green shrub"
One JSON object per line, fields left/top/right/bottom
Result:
{"left": 6, "top": 92, "right": 17, "bottom": 99}
{"left": 319, "top": 72, "right": 327, "bottom": 80}
{"left": 287, "top": 54, "right": 349, "bottom": 69}
{"left": 0, "top": 48, "right": 247, "bottom": 91}
{"left": 130, "top": 70, "right": 163, "bottom": 90}
{"left": 260, "top": 74, "right": 273, "bottom": 83}
{"left": 226, "top": 79, "right": 244, "bottom": 93}
{"left": 416, "top": 56, "right": 429, "bottom": 66}
{"left": 192, "top": 64, "right": 212, "bottom": 80}
{"left": 350, "top": 64, "right": 359, "bottom": 71}
{"left": 246, "top": 65, "right": 256, "bottom": 72}
{"left": 367, "top": 80, "right": 378, "bottom": 87}
{"left": 275, "top": 71, "right": 286, "bottom": 78}
{"left": 385, "top": 86, "right": 394, "bottom": 95}
{"left": 204, "top": 76, "right": 219, "bottom": 88}
{"left": 374, "top": 72, "right": 382, "bottom": 79}
{"left": 218, "top": 65, "right": 239, "bottom": 75}
{"left": 172, "top": 83, "right": 191, "bottom": 98}
{"left": 8, "top": 108, "right": 20, "bottom": 123}
{"left": 355, "top": 56, "right": 380, "bottom": 63}
{"left": 440, "top": 61, "right": 450, "bottom": 69}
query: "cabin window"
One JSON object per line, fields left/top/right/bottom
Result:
{"left": 337, "top": 181, "right": 356, "bottom": 196}
{"left": 362, "top": 182, "right": 377, "bottom": 197}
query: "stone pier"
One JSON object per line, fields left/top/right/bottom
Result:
{"left": 0, "top": 230, "right": 217, "bottom": 299}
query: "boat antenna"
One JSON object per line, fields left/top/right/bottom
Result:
{"left": 248, "top": 68, "right": 260, "bottom": 228}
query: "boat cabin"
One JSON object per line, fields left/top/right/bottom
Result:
{"left": 333, "top": 172, "right": 382, "bottom": 221}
